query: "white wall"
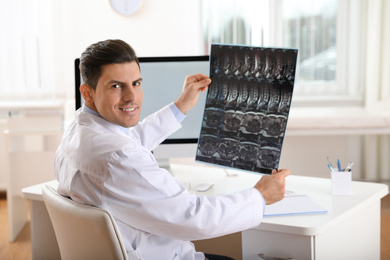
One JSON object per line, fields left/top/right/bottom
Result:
{"left": 51, "top": 0, "right": 204, "bottom": 100}
{"left": 279, "top": 135, "right": 361, "bottom": 180}
{"left": 0, "top": 0, "right": 205, "bottom": 191}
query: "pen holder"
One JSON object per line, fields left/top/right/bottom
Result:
{"left": 331, "top": 171, "right": 352, "bottom": 196}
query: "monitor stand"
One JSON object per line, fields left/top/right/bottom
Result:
{"left": 157, "top": 158, "right": 173, "bottom": 174}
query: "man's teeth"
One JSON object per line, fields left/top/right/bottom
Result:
{"left": 121, "top": 108, "right": 135, "bottom": 112}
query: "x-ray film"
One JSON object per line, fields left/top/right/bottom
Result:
{"left": 196, "top": 44, "right": 298, "bottom": 174}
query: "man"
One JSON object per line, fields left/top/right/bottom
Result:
{"left": 54, "top": 39, "right": 290, "bottom": 260}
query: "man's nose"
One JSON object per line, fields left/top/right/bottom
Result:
{"left": 122, "top": 86, "right": 135, "bottom": 101}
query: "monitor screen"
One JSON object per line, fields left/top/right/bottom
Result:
{"left": 75, "top": 56, "right": 210, "bottom": 145}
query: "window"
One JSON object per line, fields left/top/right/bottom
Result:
{"left": 201, "top": 0, "right": 367, "bottom": 106}
{"left": 0, "top": 0, "right": 57, "bottom": 102}
{"left": 274, "top": 0, "right": 337, "bottom": 94}
{"left": 201, "top": 0, "right": 270, "bottom": 47}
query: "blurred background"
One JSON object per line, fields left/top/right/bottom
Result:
{"left": 0, "top": 0, "right": 389, "bottom": 191}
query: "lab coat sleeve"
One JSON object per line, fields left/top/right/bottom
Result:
{"left": 102, "top": 146, "right": 264, "bottom": 241}
{"left": 130, "top": 103, "right": 182, "bottom": 151}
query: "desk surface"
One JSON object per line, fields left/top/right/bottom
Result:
{"left": 22, "top": 163, "right": 388, "bottom": 237}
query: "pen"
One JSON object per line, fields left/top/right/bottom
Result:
{"left": 337, "top": 159, "right": 342, "bottom": 171}
{"left": 327, "top": 156, "right": 334, "bottom": 168}
{"left": 345, "top": 161, "right": 354, "bottom": 172}
{"left": 327, "top": 156, "right": 335, "bottom": 172}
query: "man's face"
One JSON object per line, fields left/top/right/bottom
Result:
{"left": 86, "top": 62, "right": 143, "bottom": 128}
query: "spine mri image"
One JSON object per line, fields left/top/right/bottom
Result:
{"left": 196, "top": 44, "right": 298, "bottom": 174}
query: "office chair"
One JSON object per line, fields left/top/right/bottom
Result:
{"left": 42, "top": 185, "right": 128, "bottom": 260}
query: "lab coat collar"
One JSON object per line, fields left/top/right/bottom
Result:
{"left": 76, "top": 108, "right": 133, "bottom": 140}
{"left": 80, "top": 105, "right": 131, "bottom": 136}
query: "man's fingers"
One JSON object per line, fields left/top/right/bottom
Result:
{"left": 279, "top": 169, "right": 291, "bottom": 177}
{"left": 191, "top": 73, "right": 210, "bottom": 81}
{"left": 187, "top": 73, "right": 210, "bottom": 84}
{"left": 272, "top": 169, "right": 290, "bottom": 177}
{"left": 190, "top": 76, "right": 211, "bottom": 91}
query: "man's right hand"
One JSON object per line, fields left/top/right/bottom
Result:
{"left": 174, "top": 74, "right": 211, "bottom": 115}
{"left": 254, "top": 169, "right": 290, "bottom": 205}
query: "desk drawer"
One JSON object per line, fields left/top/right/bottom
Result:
{"left": 242, "top": 229, "right": 313, "bottom": 260}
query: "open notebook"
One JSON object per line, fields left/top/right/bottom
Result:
{"left": 264, "top": 193, "right": 328, "bottom": 217}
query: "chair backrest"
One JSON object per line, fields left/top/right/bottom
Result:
{"left": 42, "top": 185, "right": 128, "bottom": 260}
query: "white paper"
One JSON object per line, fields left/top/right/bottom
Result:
{"left": 264, "top": 193, "right": 328, "bottom": 217}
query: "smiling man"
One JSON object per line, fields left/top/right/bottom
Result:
{"left": 54, "top": 39, "right": 289, "bottom": 260}
{"left": 81, "top": 61, "right": 143, "bottom": 128}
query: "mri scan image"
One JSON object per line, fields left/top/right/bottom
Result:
{"left": 196, "top": 44, "right": 298, "bottom": 174}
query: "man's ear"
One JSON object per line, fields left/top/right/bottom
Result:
{"left": 80, "top": 84, "right": 95, "bottom": 106}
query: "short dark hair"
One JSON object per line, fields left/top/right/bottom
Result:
{"left": 79, "top": 39, "right": 139, "bottom": 90}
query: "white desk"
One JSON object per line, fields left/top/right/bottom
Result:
{"left": 22, "top": 163, "right": 388, "bottom": 260}
{"left": 241, "top": 175, "right": 388, "bottom": 260}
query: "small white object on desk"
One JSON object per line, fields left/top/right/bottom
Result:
{"left": 195, "top": 183, "right": 214, "bottom": 192}
{"left": 331, "top": 171, "right": 352, "bottom": 196}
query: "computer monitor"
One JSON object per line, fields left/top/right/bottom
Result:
{"left": 75, "top": 56, "right": 210, "bottom": 167}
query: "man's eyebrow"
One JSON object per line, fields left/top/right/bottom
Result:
{"left": 133, "top": 77, "right": 143, "bottom": 84}
{"left": 108, "top": 79, "right": 125, "bottom": 85}
{"left": 107, "top": 77, "right": 143, "bottom": 85}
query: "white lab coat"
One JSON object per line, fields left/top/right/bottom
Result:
{"left": 54, "top": 103, "right": 264, "bottom": 260}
